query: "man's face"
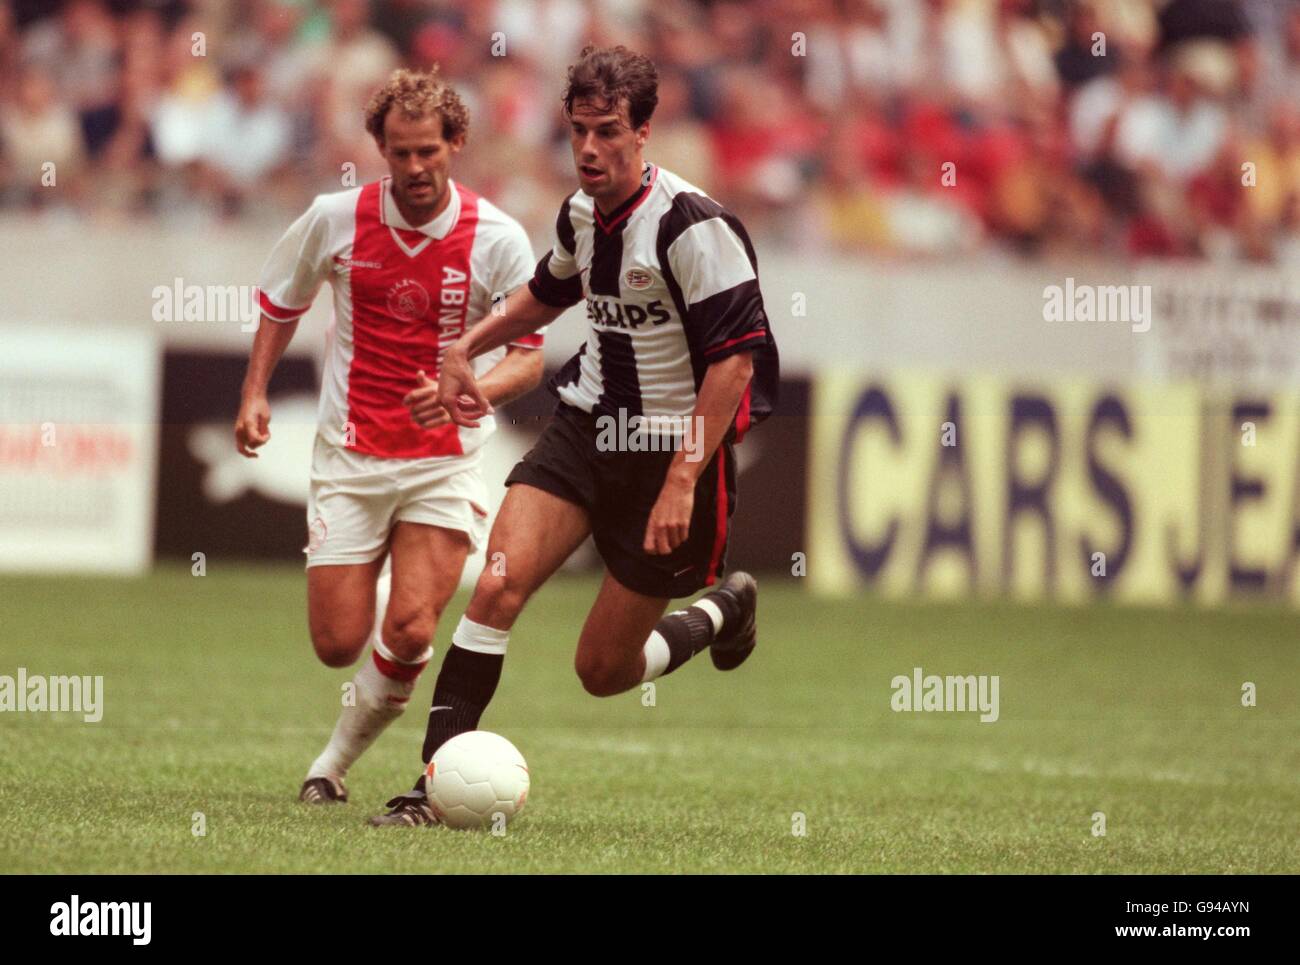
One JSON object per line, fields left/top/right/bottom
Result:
{"left": 568, "top": 96, "right": 648, "bottom": 203}
{"left": 379, "top": 110, "right": 462, "bottom": 218}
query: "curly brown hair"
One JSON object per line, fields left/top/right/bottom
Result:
{"left": 364, "top": 67, "right": 470, "bottom": 145}
{"left": 562, "top": 45, "right": 658, "bottom": 129}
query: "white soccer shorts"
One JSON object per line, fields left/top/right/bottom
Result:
{"left": 304, "top": 436, "right": 490, "bottom": 567}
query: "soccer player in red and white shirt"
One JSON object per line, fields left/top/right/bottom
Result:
{"left": 233, "top": 69, "right": 544, "bottom": 806}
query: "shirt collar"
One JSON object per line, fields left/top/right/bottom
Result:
{"left": 593, "top": 163, "right": 657, "bottom": 233}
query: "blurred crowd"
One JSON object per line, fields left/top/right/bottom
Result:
{"left": 3, "top": 0, "right": 1300, "bottom": 262}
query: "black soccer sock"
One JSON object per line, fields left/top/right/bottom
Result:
{"left": 697, "top": 585, "right": 744, "bottom": 635}
{"left": 412, "top": 644, "right": 504, "bottom": 792}
{"left": 654, "top": 604, "right": 719, "bottom": 676}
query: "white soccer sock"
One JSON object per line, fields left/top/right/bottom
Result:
{"left": 693, "top": 598, "right": 725, "bottom": 635}
{"left": 307, "top": 644, "right": 430, "bottom": 781}
{"left": 451, "top": 616, "right": 510, "bottom": 655}
{"left": 640, "top": 631, "right": 671, "bottom": 682}
{"left": 306, "top": 573, "right": 431, "bottom": 781}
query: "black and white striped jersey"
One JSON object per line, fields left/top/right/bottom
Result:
{"left": 527, "top": 164, "right": 778, "bottom": 441}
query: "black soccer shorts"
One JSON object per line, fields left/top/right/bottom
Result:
{"left": 504, "top": 403, "right": 737, "bottom": 599}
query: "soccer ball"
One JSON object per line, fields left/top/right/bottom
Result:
{"left": 424, "top": 731, "right": 530, "bottom": 830}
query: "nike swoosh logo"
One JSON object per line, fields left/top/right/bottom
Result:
{"left": 429, "top": 706, "right": 453, "bottom": 714}
{"left": 673, "top": 566, "right": 694, "bottom": 577}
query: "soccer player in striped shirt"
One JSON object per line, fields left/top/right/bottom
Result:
{"left": 371, "top": 46, "right": 779, "bottom": 826}
{"left": 234, "top": 69, "right": 545, "bottom": 806}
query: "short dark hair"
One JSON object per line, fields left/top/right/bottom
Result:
{"left": 562, "top": 45, "right": 658, "bottom": 129}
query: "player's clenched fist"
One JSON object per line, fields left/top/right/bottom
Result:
{"left": 234, "top": 395, "right": 272, "bottom": 457}
{"left": 403, "top": 370, "right": 450, "bottom": 429}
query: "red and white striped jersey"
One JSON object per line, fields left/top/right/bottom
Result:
{"left": 258, "top": 177, "right": 542, "bottom": 459}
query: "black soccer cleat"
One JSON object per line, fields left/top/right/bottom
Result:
{"left": 299, "top": 775, "right": 348, "bottom": 804}
{"left": 708, "top": 571, "right": 758, "bottom": 671}
{"left": 366, "top": 789, "right": 439, "bottom": 827}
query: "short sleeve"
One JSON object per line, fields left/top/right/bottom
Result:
{"left": 665, "top": 210, "right": 771, "bottom": 362}
{"left": 490, "top": 220, "right": 546, "bottom": 349}
{"left": 527, "top": 194, "right": 584, "bottom": 309}
{"left": 257, "top": 198, "right": 331, "bottom": 322}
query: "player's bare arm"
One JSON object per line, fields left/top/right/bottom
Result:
{"left": 403, "top": 344, "right": 544, "bottom": 429}
{"left": 437, "top": 284, "right": 563, "bottom": 426}
{"left": 643, "top": 351, "right": 754, "bottom": 555}
{"left": 234, "top": 313, "right": 299, "bottom": 457}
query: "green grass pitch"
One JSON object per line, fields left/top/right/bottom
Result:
{"left": 1, "top": 564, "right": 1296, "bottom": 874}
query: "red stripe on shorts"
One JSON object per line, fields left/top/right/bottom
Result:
{"left": 705, "top": 447, "right": 729, "bottom": 586}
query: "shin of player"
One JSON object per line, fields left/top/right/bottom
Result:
{"left": 305, "top": 568, "right": 425, "bottom": 789}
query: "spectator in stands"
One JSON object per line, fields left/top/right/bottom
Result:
{"left": 316, "top": 0, "right": 399, "bottom": 183}
{"left": 1, "top": 63, "right": 85, "bottom": 209}
{"left": 199, "top": 62, "right": 292, "bottom": 215}
{"left": 21, "top": 0, "right": 120, "bottom": 154}
{"left": 1055, "top": 1, "right": 1116, "bottom": 90}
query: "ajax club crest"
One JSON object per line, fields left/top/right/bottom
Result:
{"left": 386, "top": 278, "right": 431, "bottom": 320}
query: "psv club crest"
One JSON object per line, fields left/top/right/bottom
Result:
{"left": 386, "top": 278, "right": 431, "bottom": 320}
{"left": 625, "top": 267, "right": 653, "bottom": 291}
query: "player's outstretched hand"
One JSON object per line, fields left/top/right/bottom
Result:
{"left": 234, "top": 396, "right": 272, "bottom": 458}
{"left": 437, "top": 347, "right": 494, "bottom": 428}
{"left": 644, "top": 476, "right": 694, "bottom": 555}
{"left": 404, "top": 370, "right": 451, "bottom": 429}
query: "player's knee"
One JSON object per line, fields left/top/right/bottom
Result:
{"left": 310, "top": 625, "right": 368, "bottom": 668}
{"left": 574, "top": 652, "right": 624, "bottom": 698}
{"left": 384, "top": 609, "right": 435, "bottom": 661}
